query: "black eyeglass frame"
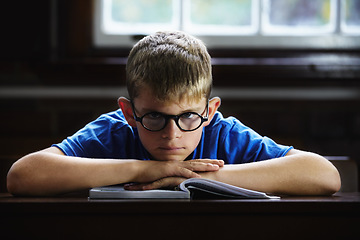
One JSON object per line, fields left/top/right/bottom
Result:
{"left": 131, "top": 101, "right": 209, "bottom": 132}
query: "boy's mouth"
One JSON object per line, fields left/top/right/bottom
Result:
{"left": 153, "top": 146, "right": 188, "bottom": 161}
{"left": 158, "top": 146, "right": 185, "bottom": 152}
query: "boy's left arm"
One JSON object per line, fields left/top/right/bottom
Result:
{"left": 125, "top": 149, "right": 341, "bottom": 195}
{"left": 201, "top": 149, "right": 341, "bottom": 195}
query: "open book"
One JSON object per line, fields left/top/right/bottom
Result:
{"left": 89, "top": 178, "right": 279, "bottom": 199}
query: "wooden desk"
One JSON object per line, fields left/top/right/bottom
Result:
{"left": 1, "top": 192, "right": 359, "bottom": 239}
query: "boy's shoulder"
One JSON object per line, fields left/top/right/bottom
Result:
{"left": 84, "top": 109, "right": 134, "bottom": 136}
{"left": 207, "top": 111, "right": 244, "bottom": 130}
{"left": 99, "top": 109, "right": 126, "bottom": 122}
{"left": 95, "top": 109, "right": 129, "bottom": 128}
{"left": 205, "top": 111, "right": 259, "bottom": 142}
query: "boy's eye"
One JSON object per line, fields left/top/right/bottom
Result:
{"left": 147, "top": 112, "right": 163, "bottom": 119}
{"left": 180, "top": 112, "right": 195, "bottom": 119}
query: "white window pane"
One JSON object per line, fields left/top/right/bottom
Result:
{"left": 111, "top": 0, "right": 172, "bottom": 23}
{"left": 183, "top": 0, "right": 258, "bottom": 35}
{"left": 94, "top": 0, "right": 360, "bottom": 48}
{"left": 102, "top": 0, "right": 180, "bottom": 35}
{"left": 263, "top": 0, "right": 336, "bottom": 35}
{"left": 341, "top": 0, "right": 360, "bottom": 34}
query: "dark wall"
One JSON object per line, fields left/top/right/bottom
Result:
{"left": 1, "top": 0, "right": 359, "bottom": 192}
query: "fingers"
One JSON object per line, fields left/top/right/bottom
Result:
{"left": 167, "top": 160, "right": 221, "bottom": 180}
{"left": 188, "top": 159, "right": 224, "bottom": 167}
{"left": 176, "top": 165, "right": 201, "bottom": 179}
{"left": 181, "top": 159, "right": 224, "bottom": 172}
{"left": 134, "top": 159, "right": 224, "bottom": 184}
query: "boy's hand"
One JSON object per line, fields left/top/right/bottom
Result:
{"left": 132, "top": 159, "right": 224, "bottom": 187}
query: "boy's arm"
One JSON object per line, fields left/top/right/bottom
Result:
{"left": 7, "top": 147, "right": 223, "bottom": 196}
{"left": 130, "top": 149, "right": 341, "bottom": 195}
{"left": 201, "top": 149, "right": 341, "bottom": 195}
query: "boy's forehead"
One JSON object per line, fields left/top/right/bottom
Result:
{"left": 133, "top": 89, "right": 206, "bottom": 112}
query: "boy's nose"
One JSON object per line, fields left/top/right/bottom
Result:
{"left": 161, "top": 119, "right": 181, "bottom": 139}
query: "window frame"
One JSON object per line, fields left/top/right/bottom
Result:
{"left": 93, "top": 0, "right": 360, "bottom": 49}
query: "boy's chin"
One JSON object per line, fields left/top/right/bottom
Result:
{"left": 149, "top": 148, "right": 192, "bottom": 161}
{"left": 151, "top": 154, "right": 188, "bottom": 162}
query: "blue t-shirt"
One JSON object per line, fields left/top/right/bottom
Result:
{"left": 54, "top": 110, "right": 292, "bottom": 164}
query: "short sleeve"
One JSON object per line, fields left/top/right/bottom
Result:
{"left": 197, "top": 112, "right": 293, "bottom": 164}
{"left": 52, "top": 110, "right": 147, "bottom": 159}
{"left": 222, "top": 118, "right": 293, "bottom": 164}
{"left": 53, "top": 115, "right": 115, "bottom": 158}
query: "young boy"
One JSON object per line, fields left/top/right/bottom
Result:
{"left": 7, "top": 31, "right": 340, "bottom": 196}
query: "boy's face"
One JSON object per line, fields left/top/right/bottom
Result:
{"left": 127, "top": 90, "right": 211, "bottom": 161}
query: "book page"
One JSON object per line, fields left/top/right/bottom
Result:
{"left": 180, "top": 178, "right": 279, "bottom": 199}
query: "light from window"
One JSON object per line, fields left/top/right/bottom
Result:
{"left": 101, "top": 0, "right": 358, "bottom": 36}
{"left": 183, "top": 0, "right": 258, "bottom": 35}
{"left": 102, "top": 0, "right": 179, "bottom": 35}
{"left": 262, "top": 0, "right": 336, "bottom": 35}
{"left": 94, "top": 0, "right": 360, "bottom": 48}
{"left": 341, "top": 0, "right": 360, "bottom": 34}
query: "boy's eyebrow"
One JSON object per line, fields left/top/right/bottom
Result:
{"left": 139, "top": 106, "right": 204, "bottom": 115}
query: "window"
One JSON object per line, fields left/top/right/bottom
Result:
{"left": 102, "top": 0, "right": 179, "bottom": 35}
{"left": 94, "top": 0, "right": 360, "bottom": 48}
{"left": 183, "top": 0, "right": 258, "bottom": 35}
{"left": 262, "top": 0, "right": 336, "bottom": 35}
{"left": 341, "top": 0, "right": 360, "bottom": 34}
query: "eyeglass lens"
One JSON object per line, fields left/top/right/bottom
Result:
{"left": 142, "top": 112, "right": 203, "bottom": 131}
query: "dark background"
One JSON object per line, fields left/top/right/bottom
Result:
{"left": 1, "top": 0, "right": 359, "bottom": 192}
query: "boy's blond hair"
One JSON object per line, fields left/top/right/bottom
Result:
{"left": 126, "top": 31, "right": 212, "bottom": 103}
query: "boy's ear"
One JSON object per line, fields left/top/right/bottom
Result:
{"left": 118, "top": 97, "right": 137, "bottom": 127}
{"left": 204, "top": 97, "right": 221, "bottom": 126}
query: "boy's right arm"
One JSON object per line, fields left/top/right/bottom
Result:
{"left": 7, "top": 147, "right": 222, "bottom": 196}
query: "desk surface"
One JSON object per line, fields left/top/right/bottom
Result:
{"left": 1, "top": 192, "right": 359, "bottom": 239}
{"left": 1, "top": 192, "right": 360, "bottom": 214}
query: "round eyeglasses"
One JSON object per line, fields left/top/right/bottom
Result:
{"left": 131, "top": 102, "right": 209, "bottom": 132}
